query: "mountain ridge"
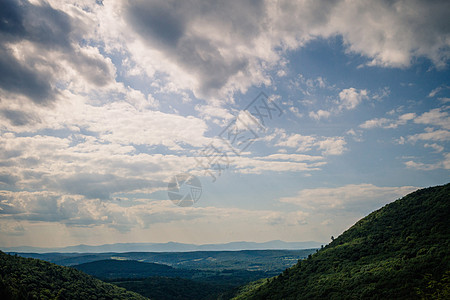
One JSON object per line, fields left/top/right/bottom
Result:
{"left": 0, "top": 251, "right": 147, "bottom": 299}
{"left": 233, "top": 183, "right": 450, "bottom": 299}
{"left": 1, "top": 240, "right": 323, "bottom": 253}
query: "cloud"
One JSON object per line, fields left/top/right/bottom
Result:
{"left": 0, "top": 132, "right": 207, "bottom": 202}
{"left": 0, "top": 190, "right": 205, "bottom": 230}
{"left": 428, "top": 86, "right": 444, "bottom": 98}
{"left": 275, "top": 132, "right": 346, "bottom": 156}
{"left": 0, "top": 188, "right": 315, "bottom": 233}
{"left": 2, "top": 0, "right": 449, "bottom": 108}
{"left": 408, "top": 128, "right": 450, "bottom": 143}
{"left": 360, "top": 117, "right": 391, "bottom": 129}
{"left": 309, "top": 109, "right": 331, "bottom": 120}
{"left": 194, "top": 104, "right": 235, "bottom": 122}
{"left": 0, "top": 0, "right": 116, "bottom": 104}
{"left": 360, "top": 113, "right": 416, "bottom": 129}
{"left": 254, "top": 154, "right": 324, "bottom": 162}
{"left": 404, "top": 154, "right": 450, "bottom": 170}
{"left": 230, "top": 154, "right": 327, "bottom": 175}
{"left": 120, "top": 0, "right": 267, "bottom": 99}
{"left": 275, "top": 133, "right": 316, "bottom": 150}
{"left": 316, "top": 137, "right": 347, "bottom": 156}
{"left": 95, "top": 0, "right": 450, "bottom": 102}
{"left": 289, "top": 106, "right": 304, "bottom": 118}
{"left": 263, "top": 211, "right": 309, "bottom": 226}
{"left": 424, "top": 143, "right": 444, "bottom": 153}
{"left": 308, "top": 87, "right": 369, "bottom": 121}
{"left": 414, "top": 107, "right": 450, "bottom": 130}
{"left": 0, "top": 109, "right": 41, "bottom": 127}
{"left": 338, "top": 88, "right": 368, "bottom": 111}
{"left": 279, "top": 184, "right": 419, "bottom": 212}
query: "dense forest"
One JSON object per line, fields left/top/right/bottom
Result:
{"left": 72, "top": 259, "right": 275, "bottom": 299}
{"left": 233, "top": 183, "right": 450, "bottom": 299}
{"left": 0, "top": 252, "right": 147, "bottom": 299}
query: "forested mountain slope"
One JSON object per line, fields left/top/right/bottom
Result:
{"left": 236, "top": 183, "right": 450, "bottom": 299}
{"left": 0, "top": 251, "right": 148, "bottom": 299}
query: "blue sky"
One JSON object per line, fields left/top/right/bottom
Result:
{"left": 0, "top": 0, "right": 449, "bottom": 248}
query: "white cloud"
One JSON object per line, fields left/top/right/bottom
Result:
{"left": 424, "top": 143, "right": 444, "bottom": 153}
{"left": 408, "top": 128, "right": 450, "bottom": 142}
{"left": 0, "top": 131, "right": 209, "bottom": 201}
{"left": 194, "top": 104, "right": 235, "bottom": 122}
{"left": 274, "top": 132, "right": 346, "bottom": 156}
{"left": 338, "top": 88, "right": 368, "bottom": 111}
{"left": 359, "top": 117, "right": 391, "bottom": 129}
{"left": 0, "top": 188, "right": 316, "bottom": 235}
{"left": 309, "top": 110, "right": 331, "bottom": 120}
{"left": 230, "top": 155, "right": 327, "bottom": 175}
{"left": 279, "top": 184, "right": 419, "bottom": 212}
{"left": 428, "top": 86, "right": 443, "bottom": 97}
{"left": 275, "top": 133, "right": 316, "bottom": 151}
{"left": 414, "top": 107, "right": 450, "bottom": 130}
{"left": 359, "top": 110, "right": 436, "bottom": 130}
{"left": 254, "top": 154, "right": 324, "bottom": 162}
{"left": 404, "top": 154, "right": 450, "bottom": 170}
{"left": 318, "top": 137, "right": 347, "bottom": 156}
{"left": 307, "top": 87, "right": 369, "bottom": 121}
{"left": 263, "top": 211, "right": 309, "bottom": 226}
{"left": 289, "top": 106, "right": 304, "bottom": 118}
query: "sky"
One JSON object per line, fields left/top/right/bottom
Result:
{"left": 0, "top": 0, "right": 449, "bottom": 248}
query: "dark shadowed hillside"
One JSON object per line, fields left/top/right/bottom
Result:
{"left": 0, "top": 251, "right": 147, "bottom": 299}
{"left": 233, "top": 183, "right": 450, "bottom": 299}
{"left": 73, "top": 259, "right": 188, "bottom": 279}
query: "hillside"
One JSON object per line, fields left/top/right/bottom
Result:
{"left": 0, "top": 251, "right": 147, "bottom": 299}
{"left": 73, "top": 259, "right": 186, "bottom": 279}
{"left": 235, "top": 183, "right": 450, "bottom": 299}
{"left": 72, "top": 259, "right": 272, "bottom": 299}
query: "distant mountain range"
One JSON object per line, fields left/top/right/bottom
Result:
{"left": 0, "top": 240, "right": 323, "bottom": 253}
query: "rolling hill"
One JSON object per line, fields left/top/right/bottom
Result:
{"left": 73, "top": 259, "right": 188, "bottom": 279}
{"left": 71, "top": 259, "right": 273, "bottom": 299}
{"left": 233, "top": 183, "right": 450, "bottom": 299}
{"left": 0, "top": 251, "right": 147, "bottom": 299}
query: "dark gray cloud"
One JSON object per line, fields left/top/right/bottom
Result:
{"left": 0, "top": 0, "right": 113, "bottom": 105}
{"left": 0, "top": 46, "right": 56, "bottom": 104}
{"left": 51, "top": 173, "right": 161, "bottom": 200}
{"left": 127, "top": 1, "right": 185, "bottom": 49}
{"left": 0, "top": 108, "right": 41, "bottom": 126}
{"left": 0, "top": 0, "right": 26, "bottom": 39}
{"left": 124, "top": 0, "right": 264, "bottom": 97}
{"left": 0, "top": 173, "right": 19, "bottom": 187}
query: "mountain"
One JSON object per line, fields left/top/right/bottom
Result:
{"left": 0, "top": 251, "right": 147, "bottom": 299}
{"left": 113, "top": 276, "right": 232, "bottom": 300}
{"left": 72, "top": 259, "right": 271, "bottom": 299}
{"left": 73, "top": 259, "right": 194, "bottom": 279}
{"left": 233, "top": 183, "right": 450, "bottom": 299}
{"left": 1, "top": 240, "right": 323, "bottom": 253}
